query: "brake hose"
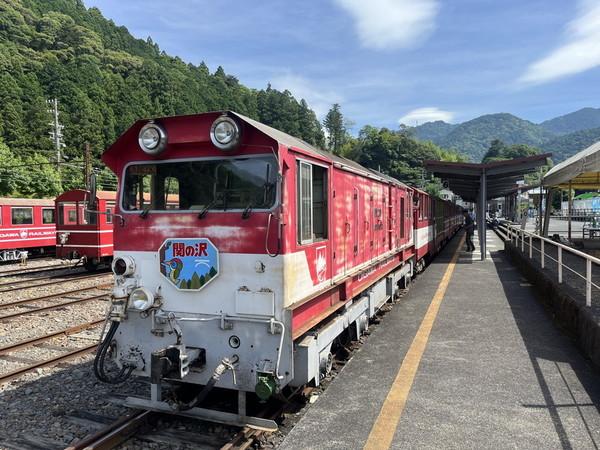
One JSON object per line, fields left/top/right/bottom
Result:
{"left": 93, "top": 321, "right": 134, "bottom": 384}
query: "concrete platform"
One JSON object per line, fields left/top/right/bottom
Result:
{"left": 279, "top": 230, "right": 600, "bottom": 449}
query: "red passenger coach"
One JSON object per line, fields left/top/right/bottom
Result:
{"left": 413, "top": 188, "right": 463, "bottom": 272}
{"left": 55, "top": 190, "right": 116, "bottom": 270}
{"left": 92, "top": 111, "right": 459, "bottom": 428}
{"left": 0, "top": 198, "right": 56, "bottom": 261}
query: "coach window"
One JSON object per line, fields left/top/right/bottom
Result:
{"left": 83, "top": 201, "right": 98, "bottom": 225}
{"left": 106, "top": 202, "right": 115, "bottom": 224}
{"left": 58, "top": 202, "right": 73, "bottom": 225}
{"left": 297, "top": 161, "right": 328, "bottom": 244}
{"left": 11, "top": 207, "right": 33, "bottom": 225}
{"left": 42, "top": 208, "right": 55, "bottom": 224}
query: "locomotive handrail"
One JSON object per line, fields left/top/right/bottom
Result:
{"left": 86, "top": 208, "right": 125, "bottom": 226}
{"left": 265, "top": 211, "right": 282, "bottom": 257}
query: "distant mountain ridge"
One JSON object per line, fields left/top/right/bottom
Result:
{"left": 412, "top": 108, "right": 600, "bottom": 163}
{"left": 540, "top": 108, "right": 600, "bottom": 134}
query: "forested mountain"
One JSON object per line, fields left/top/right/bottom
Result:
{"left": 540, "top": 108, "right": 600, "bottom": 134}
{"left": 436, "top": 114, "right": 554, "bottom": 162}
{"left": 0, "top": 0, "right": 324, "bottom": 195}
{"left": 409, "top": 120, "right": 456, "bottom": 143}
{"left": 412, "top": 110, "right": 600, "bottom": 163}
{"left": 540, "top": 127, "right": 600, "bottom": 162}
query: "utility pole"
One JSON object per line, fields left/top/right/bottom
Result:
{"left": 85, "top": 142, "right": 91, "bottom": 189}
{"left": 46, "top": 98, "right": 65, "bottom": 164}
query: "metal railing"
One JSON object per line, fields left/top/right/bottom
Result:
{"left": 505, "top": 224, "right": 600, "bottom": 307}
{"left": 555, "top": 210, "right": 600, "bottom": 221}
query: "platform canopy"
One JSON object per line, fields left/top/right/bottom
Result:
{"left": 543, "top": 140, "right": 600, "bottom": 189}
{"left": 424, "top": 154, "right": 552, "bottom": 203}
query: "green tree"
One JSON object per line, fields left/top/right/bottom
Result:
{"left": 0, "top": 142, "right": 24, "bottom": 195}
{"left": 323, "top": 103, "right": 352, "bottom": 155}
{"left": 481, "top": 139, "right": 506, "bottom": 163}
{"left": 351, "top": 125, "right": 443, "bottom": 186}
{"left": 18, "top": 153, "right": 62, "bottom": 197}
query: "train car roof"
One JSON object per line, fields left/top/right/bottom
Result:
{"left": 0, "top": 198, "right": 55, "bottom": 206}
{"left": 230, "top": 112, "right": 409, "bottom": 187}
{"left": 55, "top": 190, "right": 116, "bottom": 201}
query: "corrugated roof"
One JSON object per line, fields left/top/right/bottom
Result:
{"left": 424, "top": 153, "right": 551, "bottom": 202}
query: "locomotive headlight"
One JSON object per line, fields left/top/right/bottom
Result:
{"left": 129, "top": 288, "right": 154, "bottom": 311}
{"left": 112, "top": 255, "right": 136, "bottom": 277}
{"left": 138, "top": 122, "right": 167, "bottom": 156}
{"left": 210, "top": 115, "right": 241, "bottom": 151}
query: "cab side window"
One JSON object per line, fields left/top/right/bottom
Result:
{"left": 297, "top": 161, "right": 328, "bottom": 244}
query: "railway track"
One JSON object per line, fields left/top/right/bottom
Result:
{"left": 64, "top": 390, "right": 301, "bottom": 449}
{"left": 0, "top": 263, "right": 111, "bottom": 386}
{"left": 0, "top": 261, "right": 78, "bottom": 278}
{"left": 0, "top": 290, "right": 109, "bottom": 320}
{"left": 0, "top": 293, "right": 108, "bottom": 383}
{"left": 0, "top": 269, "right": 110, "bottom": 292}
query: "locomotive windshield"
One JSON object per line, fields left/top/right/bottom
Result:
{"left": 122, "top": 156, "right": 278, "bottom": 215}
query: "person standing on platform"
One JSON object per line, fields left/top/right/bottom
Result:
{"left": 463, "top": 209, "right": 475, "bottom": 252}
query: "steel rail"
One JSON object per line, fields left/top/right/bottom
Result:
{"left": 0, "top": 271, "right": 110, "bottom": 292}
{"left": 0, "top": 293, "right": 108, "bottom": 320}
{"left": 0, "top": 262, "right": 77, "bottom": 278}
{"left": 0, "top": 344, "right": 97, "bottom": 384}
{"left": 0, "top": 319, "right": 104, "bottom": 355}
{"left": 64, "top": 410, "right": 153, "bottom": 450}
{"left": 0, "top": 283, "right": 111, "bottom": 310}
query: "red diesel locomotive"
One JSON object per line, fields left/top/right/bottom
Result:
{"left": 0, "top": 198, "right": 56, "bottom": 262}
{"left": 55, "top": 190, "right": 116, "bottom": 270}
{"left": 92, "top": 111, "right": 462, "bottom": 428}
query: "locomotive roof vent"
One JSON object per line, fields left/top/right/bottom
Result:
{"left": 210, "top": 114, "right": 242, "bottom": 152}
{"left": 138, "top": 121, "right": 168, "bottom": 156}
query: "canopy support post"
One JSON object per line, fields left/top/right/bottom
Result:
{"left": 568, "top": 181, "right": 572, "bottom": 241}
{"left": 479, "top": 169, "right": 487, "bottom": 260}
{"left": 542, "top": 188, "right": 554, "bottom": 237}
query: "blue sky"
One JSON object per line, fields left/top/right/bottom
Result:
{"left": 84, "top": 0, "right": 600, "bottom": 133}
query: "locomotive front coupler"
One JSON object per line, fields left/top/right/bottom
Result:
{"left": 165, "top": 355, "right": 239, "bottom": 412}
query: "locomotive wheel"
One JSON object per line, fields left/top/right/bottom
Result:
{"left": 400, "top": 273, "right": 411, "bottom": 290}
{"left": 83, "top": 260, "right": 99, "bottom": 271}
{"left": 321, "top": 352, "right": 333, "bottom": 376}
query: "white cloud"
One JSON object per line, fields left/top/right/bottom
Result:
{"left": 398, "top": 107, "right": 454, "bottom": 126}
{"left": 519, "top": 1, "right": 600, "bottom": 84}
{"left": 333, "top": 0, "right": 440, "bottom": 50}
{"left": 270, "top": 72, "right": 340, "bottom": 120}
